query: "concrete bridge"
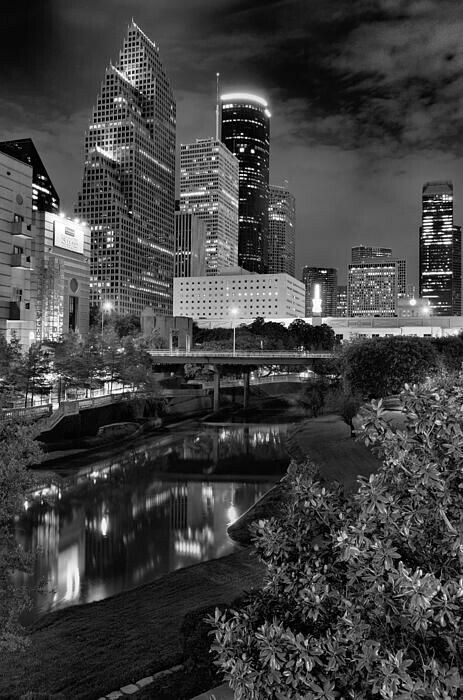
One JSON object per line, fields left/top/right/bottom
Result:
{"left": 148, "top": 349, "right": 335, "bottom": 411}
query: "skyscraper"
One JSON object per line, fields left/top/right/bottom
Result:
{"left": 351, "top": 245, "right": 392, "bottom": 264}
{"left": 76, "top": 20, "right": 176, "bottom": 316}
{"left": 419, "top": 181, "right": 462, "bottom": 315}
{"left": 179, "top": 138, "right": 239, "bottom": 275}
{"left": 0, "top": 138, "right": 60, "bottom": 214}
{"left": 348, "top": 259, "right": 406, "bottom": 316}
{"left": 268, "top": 185, "right": 296, "bottom": 276}
{"left": 220, "top": 93, "right": 270, "bottom": 273}
{"left": 174, "top": 212, "right": 207, "bottom": 277}
{"left": 302, "top": 267, "right": 338, "bottom": 316}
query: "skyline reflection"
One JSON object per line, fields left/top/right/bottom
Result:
{"left": 15, "top": 422, "right": 293, "bottom": 620}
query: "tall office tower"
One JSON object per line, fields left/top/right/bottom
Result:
{"left": 174, "top": 212, "right": 207, "bottom": 277}
{"left": 351, "top": 245, "right": 392, "bottom": 264}
{"left": 419, "top": 181, "right": 462, "bottom": 315}
{"left": 348, "top": 258, "right": 407, "bottom": 316}
{"left": 76, "top": 20, "right": 176, "bottom": 316}
{"left": 0, "top": 138, "right": 60, "bottom": 214}
{"left": 220, "top": 93, "right": 270, "bottom": 273}
{"left": 179, "top": 138, "right": 239, "bottom": 276}
{"left": 268, "top": 185, "right": 296, "bottom": 276}
{"left": 302, "top": 267, "right": 338, "bottom": 316}
{"left": 336, "top": 285, "right": 347, "bottom": 317}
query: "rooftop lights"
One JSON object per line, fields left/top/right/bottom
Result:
{"left": 221, "top": 93, "right": 268, "bottom": 107}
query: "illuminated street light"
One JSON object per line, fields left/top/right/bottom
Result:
{"left": 101, "top": 300, "right": 113, "bottom": 335}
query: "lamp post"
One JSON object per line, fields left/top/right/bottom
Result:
{"left": 101, "top": 300, "right": 113, "bottom": 336}
{"left": 230, "top": 307, "right": 239, "bottom": 355}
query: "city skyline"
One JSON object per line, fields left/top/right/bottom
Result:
{"left": 3, "top": 2, "right": 463, "bottom": 286}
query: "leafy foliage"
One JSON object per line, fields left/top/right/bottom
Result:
{"left": 209, "top": 379, "right": 463, "bottom": 698}
{"left": 0, "top": 417, "right": 42, "bottom": 652}
{"left": 342, "top": 336, "right": 439, "bottom": 398}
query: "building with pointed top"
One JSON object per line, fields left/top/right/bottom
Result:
{"left": 75, "top": 21, "right": 176, "bottom": 315}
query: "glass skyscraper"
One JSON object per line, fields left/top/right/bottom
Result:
{"left": 220, "top": 93, "right": 270, "bottom": 273}
{"left": 76, "top": 20, "right": 176, "bottom": 315}
{"left": 302, "top": 267, "right": 338, "bottom": 316}
{"left": 268, "top": 185, "right": 296, "bottom": 276}
{"left": 351, "top": 245, "right": 392, "bottom": 264}
{"left": 179, "top": 138, "right": 239, "bottom": 276}
{"left": 419, "top": 181, "right": 461, "bottom": 316}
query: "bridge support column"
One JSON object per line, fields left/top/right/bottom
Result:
{"left": 243, "top": 370, "right": 250, "bottom": 410}
{"left": 213, "top": 366, "right": 220, "bottom": 412}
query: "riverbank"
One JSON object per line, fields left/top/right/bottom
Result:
{"left": 228, "top": 414, "right": 382, "bottom": 546}
{"left": 0, "top": 412, "right": 383, "bottom": 699}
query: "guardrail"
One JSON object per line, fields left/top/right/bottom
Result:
{"left": 148, "top": 350, "right": 334, "bottom": 358}
{"left": 0, "top": 404, "right": 52, "bottom": 422}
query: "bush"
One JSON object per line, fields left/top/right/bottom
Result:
{"left": 342, "top": 336, "right": 439, "bottom": 398}
{"left": 431, "top": 334, "right": 463, "bottom": 372}
{"left": 208, "top": 378, "right": 463, "bottom": 698}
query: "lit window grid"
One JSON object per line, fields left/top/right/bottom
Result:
{"left": 173, "top": 273, "right": 305, "bottom": 320}
{"left": 75, "top": 22, "right": 176, "bottom": 315}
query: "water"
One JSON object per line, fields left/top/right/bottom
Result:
{"left": 15, "top": 421, "right": 294, "bottom": 620}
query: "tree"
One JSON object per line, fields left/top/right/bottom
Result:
{"left": 343, "top": 336, "right": 439, "bottom": 398}
{"left": 113, "top": 313, "right": 141, "bottom": 339}
{"left": 209, "top": 379, "right": 463, "bottom": 698}
{"left": 0, "top": 415, "right": 42, "bottom": 651}
{"left": 17, "top": 344, "right": 52, "bottom": 407}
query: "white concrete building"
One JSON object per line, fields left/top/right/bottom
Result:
{"left": 173, "top": 269, "right": 305, "bottom": 320}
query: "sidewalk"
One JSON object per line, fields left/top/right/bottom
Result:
{"left": 191, "top": 683, "right": 234, "bottom": 699}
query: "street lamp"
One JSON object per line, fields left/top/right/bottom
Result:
{"left": 230, "top": 306, "right": 239, "bottom": 355}
{"left": 101, "top": 300, "right": 113, "bottom": 335}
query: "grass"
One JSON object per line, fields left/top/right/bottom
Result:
{"left": 0, "top": 549, "right": 265, "bottom": 700}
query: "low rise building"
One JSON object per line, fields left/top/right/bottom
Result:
{"left": 173, "top": 268, "right": 305, "bottom": 321}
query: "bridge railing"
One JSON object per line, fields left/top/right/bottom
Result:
{"left": 148, "top": 349, "right": 334, "bottom": 359}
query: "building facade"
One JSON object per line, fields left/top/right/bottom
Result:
{"left": 173, "top": 270, "right": 305, "bottom": 320}
{"left": 220, "top": 93, "right": 270, "bottom": 273}
{"left": 174, "top": 212, "right": 207, "bottom": 278}
{"left": 351, "top": 245, "right": 392, "bottom": 264}
{"left": 268, "top": 185, "right": 295, "bottom": 276}
{"left": 419, "top": 181, "right": 462, "bottom": 315}
{"left": 0, "top": 138, "right": 60, "bottom": 215}
{"left": 75, "top": 20, "right": 176, "bottom": 316}
{"left": 348, "top": 259, "right": 407, "bottom": 317}
{"left": 179, "top": 138, "right": 239, "bottom": 275}
{"left": 336, "top": 285, "right": 347, "bottom": 317}
{"left": 302, "top": 267, "right": 338, "bottom": 316}
{"left": 0, "top": 150, "right": 89, "bottom": 347}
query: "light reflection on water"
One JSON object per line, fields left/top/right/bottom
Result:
{"left": 15, "top": 422, "right": 293, "bottom": 621}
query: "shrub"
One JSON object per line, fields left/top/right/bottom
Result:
{"left": 208, "top": 378, "right": 463, "bottom": 698}
{"left": 342, "top": 336, "right": 439, "bottom": 398}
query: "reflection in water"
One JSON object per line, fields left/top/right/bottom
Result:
{"left": 15, "top": 422, "right": 293, "bottom": 621}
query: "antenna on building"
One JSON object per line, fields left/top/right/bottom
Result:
{"left": 215, "top": 73, "right": 220, "bottom": 141}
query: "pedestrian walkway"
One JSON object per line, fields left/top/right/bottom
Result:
{"left": 190, "top": 683, "right": 234, "bottom": 699}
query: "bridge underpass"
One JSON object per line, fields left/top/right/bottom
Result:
{"left": 147, "top": 350, "right": 335, "bottom": 412}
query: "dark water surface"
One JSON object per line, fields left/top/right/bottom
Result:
{"left": 15, "top": 421, "right": 294, "bottom": 620}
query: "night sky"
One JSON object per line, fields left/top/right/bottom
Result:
{"left": 2, "top": 0, "right": 463, "bottom": 285}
